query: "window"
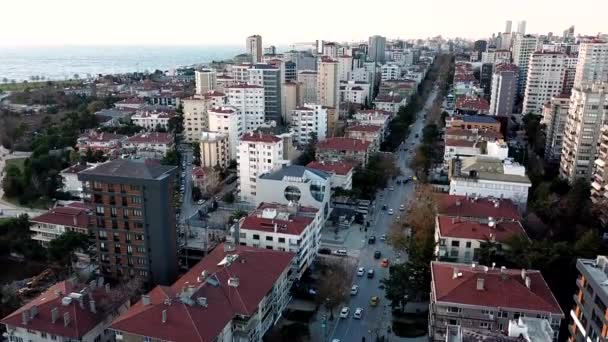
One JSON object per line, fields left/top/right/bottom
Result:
{"left": 481, "top": 309, "right": 494, "bottom": 315}
{"left": 465, "top": 241, "right": 472, "bottom": 248}
{"left": 130, "top": 185, "right": 140, "bottom": 191}
{"left": 253, "top": 234, "right": 260, "bottom": 240}
{"left": 137, "top": 247, "right": 146, "bottom": 253}
{"left": 96, "top": 206, "right": 105, "bottom": 214}
{"left": 133, "top": 209, "right": 142, "bottom": 217}
{"left": 266, "top": 236, "right": 273, "bottom": 241}
{"left": 480, "top": 322, "right": 490, "bottom": 329}
{"left": 595, "top": 295, "right": 607, "bottom": 312}
{"left": 131, "top": 196, "right": 142, "bottom": 204}
{"left": 278, "top": 237, "right": 286, "bottom": 243}
{"left": 447, "top": 306, "right": 462, "bottom": 313}
{"left": 498, "top": 311, "right": 508, "bottom": 318}
{"left": 451, "top": 240, "right": 460, "bottom": 247}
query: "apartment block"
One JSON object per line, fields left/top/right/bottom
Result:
{"left": 542, "top": 95, "right": 570, "bottom": 164}
{"left": 512, "top": 34, "right": 539, "bottom": 95}
{"left": 297, "top": 70, "right": 318, "bottom": 104}
{"left": 247, "top": 35, "right": 263, "bottom": 63}
{"left": 523, "top": 52, "right": 568, "bottom": 115}
{"left": 78, "top": 159, "right": 178, "bottom": 285}
{"left": 306, "top": 160, "right": 354, "bottom": 190}
{"left": 489, "top": 63, "right": 518, "bottom": 116}
{"left": 570, "top": 256, "right": 608, "bottom": 342}
{"left": 122, "top": 132, "right": 174, "bottom": 160}
{"left": 317, "top": 57, "right": 340, "bottom": 112}
{"left": 249, "top": 64, "right": 282, "bottom": 123}
{"left": 345, "top": 124, "right": 383, "bottom": 152}
{"left": 30, "top": 202, "right": 89, "bottom": 247}
{"left": 208, "top": 106, "right": 242, "bottom": 160}
{"left": 199, "top": 131, "right": 230, "bottom": 169}
{"left": 573, "top": 40, "right": 608, "bottom": 90}
{"left": 195, "top": 69, "right": 217, "bottom": 95}
{"left": 182, "top": 92, "right": 227, "bottom": 142}
{"left": 316, "top": 137, "right": 372, "bottom": 167}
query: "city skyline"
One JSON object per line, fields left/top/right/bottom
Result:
{"left": 1, "top": 0, "right": 607, "bottom": 46}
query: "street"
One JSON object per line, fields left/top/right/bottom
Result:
{"left": 324, "top": 88, "right": 438, "bottom": 342}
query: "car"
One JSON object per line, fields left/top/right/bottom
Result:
{"left": 334, "top": 249, "right": 347, "bottom": 256}
{"left": 381, "top": 258, "right": 389, "bottom": 268}
{"left": 350, "top": 285, "right": 359, "bottom": 295}
{"left": 339, "top": 307, "right": 350, "bottom": 318}
{"left": 332, "top": 339, "right": 341, "bottom": 342}
{"left": 374, "top": 251, "right": 381, "bottom": 259}
{"left": 367, "top": 269, "right": 375, "bottom": 278}
{"left": 404, "top": 148, "right": 409, "bottom": 152}
{"left": 415, "top": 134, "right": 419, "bottom": 138}
{"left": 380, "top": 234, "right": 386, "bottom": 241}
{"left": 370, "top": 296, "right": 379, "bottom": 306}
{"left": 318, "top": 248, "right": 332, "bottom": 255}
{"left": 399, "top": 204, "right": 405, "bottom": 211}
{"left": 197, "top": 199, "right": 204, "bottom": 205}
{"left": 382, "top": 204, "right": 387, "bottom": 210}
{"left": 354, "top": 308, "right": 363, "bottom": 319}
{"left": 388, "top": 186, "right": 394, "bottom": 191}
{"left": 396, "top": 180, "right": 401, "bottom": 185}
{"left": 368, "top": 235, "right": 376, "bottom": 244}
{"left": 357, "top": 267, "right": 365, "bottom": 277}
{"left": 388, "top": 209, "right": 394, "bottom": 215}
{"left": 413, "top": 176, "right": 418, "bottom": 181}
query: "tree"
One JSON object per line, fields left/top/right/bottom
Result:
{"left": 222, "top": 192, "right": 235, "bottom": 204}
{"left": 192, "top": 143, "right": 201, "bottom": 166}
{"left": 2, "top": 164, "right": 24, "bottom": 198}
{"left": 47, "top": 231, "right": 91, "bottom": 270}
{"left": 315, "top": 258, "right": 354, "bottom": 320}
{"left": 161, "top": 149, "right": 180, "bottom": 166}
{"left": 296, "top": 132, "right": 317, "bottom": 165}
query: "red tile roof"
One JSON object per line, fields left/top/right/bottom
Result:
{"left": 192, "top": 166, "right": 207, "bottom": 179}
{"left": 1, "top": 280, "right": 124, "bottom": 338}
{"left": 436, "top": 216, "right": 526, "bottom": 242}
{"left": 445, "top": 139, "right": 477, "bottom": 147}
{"left": 31, "top": 205, "right": 89, "bottom": 229}
{"left": 306, "top": 161, "right": 354, "bottom": 176}
{"left": 241, "top": 209, "right": 314, "bottom": 236}
{"left": 111, "top": 244, "right": 294, "bottom": 342}
{"left": 431, "top": 262, "right": 563, "bottom": 315}
{"left": 240, "top": 132, "right": 281, "bottom": 143}
{"left": 345, "top": 124, "right": 382, "bottom": 133}
{"left": 126, "top": 132, "right": 173, "bottom": 145}
{"left": 455, "top": 96, "right": 490, "bottom": 112}
{"left": 494, "top": 63, "right": 518, "bottom": 73}
{"left": 434, "top": 194, "right": 521, "bottom": 221}
{"left": 317, "top": 137, "right": 371, "bottom": 152}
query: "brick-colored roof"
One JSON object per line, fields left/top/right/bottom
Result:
{"left": 240, "top": 132, "right": 281, "bottom": 143}
{"left": 445, "top": 139, "right": 477, "bottom": 147}
{"left": 31, "top": 204, "right": 89, "bottom": 229}
{"left": 306, "top": 161, "right": 354, "bottom": 175}
{"left": 317, "top": 137, "right": 371, "bottom": 152}
{"left": 431, "top": 262, "right": 563, "bottom": 315}
{"left": 241, "top": 210, "right": 314, "bottom": 236}
{"left": 126, "top": 132, "right": 173, "bottom": 145}
{"left": 345, "top": 124, "right": 382, "bottom": 133}
{"left": 456, "top": 97, "right": 490, "bottom": 112}
{"left": 1, "top": 280, "right": 123, "bottom": 338}
{"left": 434, "top": 194, "right": 521, "bottom": 221}
{"left": 436, "top": 216, "right": 525, "bottom": 242}
{"left": 111, "top": 244, "right": 294, "bottom": 342}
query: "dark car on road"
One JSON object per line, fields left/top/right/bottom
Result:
{"left": 368, "top": 235, "right": 376, "bottom": 244}
{"left": 374, "top": 251, "right": 381, "bottom": 259}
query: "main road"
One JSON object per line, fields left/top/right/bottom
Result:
{"left": 326, "top": 88, "right": 438, "bottom": 342}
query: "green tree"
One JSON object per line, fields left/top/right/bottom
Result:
{"left": 192, "top": 143, "right": 201, "bottom": 166}
{"left": 47, "top": 231, "right": 91, "bottom": 268}
{"left": 1, "top": 164, "right": 24, "bottom": 198}
{"left": 296, "top": 132, "right": 317, "bottom": 165}
{"left": 222, "top": 192, "right": 235, "bottom": 204}
{"left": 161, "top": 149, "right": 180, "bottom": 166}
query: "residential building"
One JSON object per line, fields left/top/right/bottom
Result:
{"left": 429, "top": 262, "right": 564, "bottom": 342}
{"left": 444, "top": 128, "right": 503, "bottom": 142}
{"left": 255, "top": 165, "right": 331, "bottom": 219}
{"left": 339, "top": 80, "right": 370, "bottom": 105}
{"left": 445, "top": 115, "right": 501, "bottom": 132}
{"left": 1, "top": 279, "right": 130, "bottom": 342}
{"left": 480, "top": 63, "right": 493, "bottom": 97}
{"left": 111, "top": 243, "right": 294, "bottom": 342}
{"left": 489, "top": 63, "right": 518, "bottom": 116}
{"left": 124, "top": 132, "right": 173, "bottom": 159}
{"left": 337, "top": 55, "right": 353, "bottom": 82}
{"left": 282, "top": 81, "right": 299, "bottom": 123}
{"left": 560, "top": 83, "right": 608, "bottom": 182}
{"left": 317, "top": 57, "right": 340, "bottom": 112}
{"left": 448, "top": 156, "right": 532, "bottom": 208}
{"left": 199, "top": 131, "right": 230, "bottom": 169}
{"left": 435, "top": 193, "right": 522, "bottom": 221}
{"left": 78, "top": 159, "right": 178, "bottom": 285}
{"left": 234, "top": 203, "right": 323, "bottom": 277}
{"left": 60, "top": 164, "right": 96, "bottom": 198}
{"left": 249, "top": 64, "right": 282, "bottom": 123}
{"left": 316, "top": 137, "right": 372, "bottom": 167}
{"left": 225, "top": 84, "right": 265, "bottom": 131}
{"left": 195, "top": 69, "right": 217, "bottom": 95}
{"left": 523, "top": 52, "right": 568, "bottom": 115}
{"left": 573, "top": 40, "right": 608, "bottom": 90}
{"left": 30, "top": 202, "right": 89, "bottom": 247}
{"left": 505, "top": 20, "right": 512, "bottom": 33}
{"left": 444, "top": 140, "right": 509, "bottom": 166}
{"left": 237, "top": 132, "right": 287, "bottom": 203}
{"left": 435, "top": 214, "right": 526, "bottom": 263}
{"left": 345, "top": 124, "right": 383, "bottom": 152}
{"left": 322, "top": 42, "right": 338, "bottom": 58}
{"left": 297, "top": 70, "right": 318, "bottom": 104}
{"left": 353, "top": 110, "right": 391, "bottom": 137}
{"left": 306, "top": 161, "right": 354, "bottom": 190}
{"left": 373, "top": 93, "right": 407, "bottom": 115}
{"left": 247, "top": 34, "right": 263, "bottom": 63}
{"left": 542, "top": 95, "right": 570, "bottom": 164}
{"left": 570, "top": 256, "right": 608, "bottom": 342}
{"left": 232, "top": 63, "right": 252, "bottom": 83}
{"left": 381, "top": 64, "right": 401, "bottom": 81}
{"left": 591, "top": 127, "right": 608, "bottom": 218}
{"left": 455, "top": 96, "right": 490, "bottom": 115}
{"left": 291, "top": 104, "right": 328, "bottom": 146}
{"left": 512, "top": 34, "right": 539, "bottom": 95}
{"left": 76, "top": 131, "right": 126, "bottom": 156}
{"left": 182, "top": 92, "right": 227, "bottom": 142}
{"left": 481, "top": 50, "right": 512, "bottom": 65}
{"left": 114, "top": 98, "right": 145, "bottom": 110}
{"left": 446, "top": 318, "right": 556, "bottom": 342}
{"left": 369, "top": 35, "right": 387, "bottom": 64}
{"left": 216, "top": 74, "right": 236, "bottom": 92}
{"left": 191, "top": 166, "right": 220, "bottom": 195}
{"left": 517, "top": 20, "right": 527, "bottom": 35}
{"left": 130, "top": 109, "right": 174, "bottom": 131}
{"left": 208, "top": 106, "right": 242, "bottom": 160}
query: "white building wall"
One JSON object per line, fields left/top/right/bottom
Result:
{"left": 226, "top": 86, "right": 265, "bottom": 132}
{"left": 449, "top": 179, "right": 530, "bottom": 207}
{"left": 291, "top": 104, "right": 328, "bottom": 146}
{"left": 237, "top": 139, "right": 285, "bottom": 203}
{"left": 208, "top": 108, "right": 242, "bottom": 160}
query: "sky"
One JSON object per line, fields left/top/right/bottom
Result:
{"left": 1, "top": 0, "right": 606, "bottom": 46}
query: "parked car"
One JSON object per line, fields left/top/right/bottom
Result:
{"left": 354, "top": 308, "right": 363, "bottom": 319}
{"left": 388, "top": 209, "right": 394, "bottom": 215}
{"left": 368, "top": 235, "right": 376, "bottom": 244}
{"left": 339, "top": 307, "right": 350, "bottom": 318}
{"left": 380, "top": 258, "right": 389, "bottom": 268}
{"left": 370, "top": 296, "right": 379, "bottom": 306}
{"left": 334, "top": 249, "right": 347, "bottom": 256}
{"left": 374, "top": 251, "right": 381, "bottom": 259}
{"left": 380, "top": 234, "right": 386, "bottom": 241}
{"left": 350, "top": 285, "right": 359, "bottom": 295}
{"left": 399, "top": 204, "right": 405, "bottom": 211}
{"left": 367, "top": 269, "right": 374, "bottom": 278}
{"left": 357, "top": 267, "right": 365, "bottom": 277}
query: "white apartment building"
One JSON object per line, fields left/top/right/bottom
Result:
{"left": 195, "top": 69, "right": 217, "bottom": 95}
{"left": 291, "top": 104, "right": 328, "bottom": 146}
{"left": 237, "top": 132, "right": 287, "bottom": 203}
{"left": 489, "top": 63, "right": 518, "bottom": 116}
{"left": 216, "top": 74, "right": 236, "bottom": 92}
{"left": 348, "top": 67, "right": 373, "bottom": 83}
{"left": 131, "top": 110, "right": 174, "bottom": 131}
{"left": 542, "top": 95, "right": 570, "bottom": 164}
{"left": 560, "top": 83, "right": 608, "bottom": 182}
{"left": 444, "top": 140, "right": 509, "bottom": 166}
{"left": 208, "top": 106, "right": 242, "bottom": 160}
{"left": 122, "top": 132, "right": 174, "bottom": 159}
{"left": 522, "top": 52, "right": 568, "bottom": 115}
{"left": 225, "top": 84, "right": 265, "bottom": 132}
{"left": 182, "top": 92, "right": 227, "bottom": 142}
{"left": 481, "top": 50, "right": 512, "bottom": 65}
{"left": 317, "top": 57, "right": 339, "bottom": 111}
{"left": 306, "top": 160, "right": 354, "bottom": 190}
{"left": 573, "top": 40, "right": 608, "bottom": 90}
{"left": 337, "top": 55, "right": 353, "bottom": 82}
{"left": 353, "top": 110, "right": 391, "bottom": 137}
{"left": 297, "top": 71, "right": 318, "bottom": 104}
{"left": 381, "top": 64, "right": 401, "bottom": 81}
{"left": 232, "top": 63, "right": 252, "bottom": 83}
{"left": 339, "top": 81, "right": 370, "bottom": 105}
{"left": 199, "top": 131, "right": 230, "bottom": 169}
{"left": 235, "top": 203, "right": 324, "bottom": 277}
{"left": 323, "top": 42, "right": 338, "bottom": 58}
{"left": 512, "top": 35, "right": 539, "bottom": 95}
{"left": 30, "top": 202, "right": 89, "bottom": 247}
{"left": 448, "top": 156, "right": 532, "bottom": 208}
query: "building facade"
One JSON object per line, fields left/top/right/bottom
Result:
{"left": 522, "top": 52, "right": 568, "bottom": 115}
{"left": 208, "top": 106, "right": 242, "bottom": 160}
{"left": 489, "top": 63, "right": 518, "bottom": 116}
{"left": 542, "top": 95, "right": 570, "bottom": 164}
{"left": 570, "top": 256, "right": 608, "bottom": 342}
{"left": 199, "top": 131, "right": 230, "bottom": 169}
{"left": 247, "top": 35, "right": 263, "bottom": 63}
{"left": 316, "top": 137, "right": 372, "bottom": 166}
{"left": 291, "top": 104, "right": 328, "bottom": 146}
{"left": 195, "top": 69, "right": 217, "bottom": 95}
{"left": 317, "top": 57, "right": 340, "bottom": 112}
{"left": 226, "top": 84, "right": 266, "bottom": 131}
{"left": 512, "top": 34, "right": 539, "bottom": 96}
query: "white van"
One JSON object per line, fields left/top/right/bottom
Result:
{"left": 334, "top": 249, "right": 347, "bottom": 256}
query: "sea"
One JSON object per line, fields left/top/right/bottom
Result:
{"left": 0, "top": 45, "right": 244, "bottom": 82}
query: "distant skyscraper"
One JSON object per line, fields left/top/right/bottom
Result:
{"left": 512, "top": 34, "right": 538, "bottom": 96}
{"left": 368, "top": 35, "right": 386, "bottom": 64}
{"left": 505, "top": 20, "right": 512, "bottom": 33}
{"left": 246, "top": 35, "right": 263, "bottom": 63}
{"left": 473, "top": 40, "right": 488, "bottom": 61}
{"left": 517, "top": 20, "right": 527, "bottom": 35}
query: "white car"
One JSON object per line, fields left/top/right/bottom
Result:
{"left": 399, "top": 204, "right": 405, "bottom": 211}
{"left": 339, "top": 307, "right": 350, "bottom": 318}
{"left": 356, "top": 267, "right": 365, "bottom": 277}
{"left": 388, "top": 209, "right": 394, "bottom": 215}
{"left": 197, "top": 199, "right": 204, "bottom": 205}
{"left": 354, "top": 308, "right": 363, "bottom": 319}
{"left": 380, "top": 234, "right": 386, "bottom": 241}
{"left": 388, "top": 186, "right": 395, "bottom": 191}
{"left": 350, "top": 285, "right": 359, "bottom": 295}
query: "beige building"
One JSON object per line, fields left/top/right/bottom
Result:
{"left": 182, "top": 92, "right": 226, "bottom": 142}
{"left": 298, "top": 70, "right": 317, "bottom": 104}
{"left": 317, "top": 57, "right": 340, "bottom": 112}
{"left": 282, "top": 81, "right": 300, "bottom": 124}
{"left": 316, "top": 137, "right": 371, "bottom": 166}
{"left": 199, "top": 131, "right": 230, "bottom": 169}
